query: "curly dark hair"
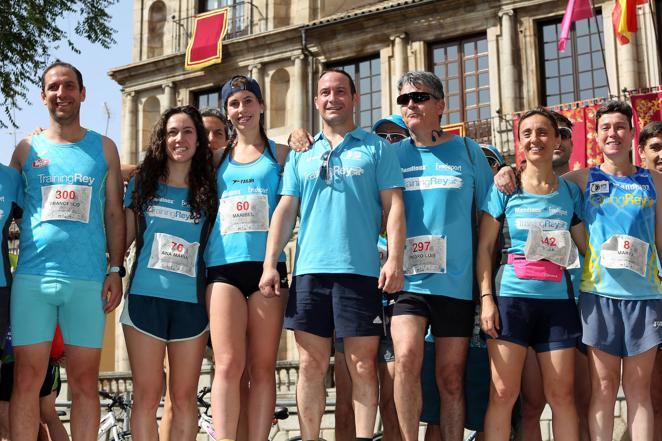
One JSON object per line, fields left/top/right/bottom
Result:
{"left": 133, "top": 105, "right": 217, "bottom": 221}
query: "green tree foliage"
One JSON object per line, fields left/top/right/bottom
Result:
{"left": 0, "top": 0, "right": 117, "bottom": 128}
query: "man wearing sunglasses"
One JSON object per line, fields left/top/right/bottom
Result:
{"left": 260, "top": 69, "right": 405, "bottom": 441}
{"left": 387, "top": 71, "right": 493, "bottom": 441}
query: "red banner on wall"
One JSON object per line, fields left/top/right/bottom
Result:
{"left": 631, "top": 89, "right": 662, "bottom": 165}
{"left": 185, "top": 8, "right": 229, "bottom": 71}
{"left": 513, "top": 100, "right": 605, "bottom": 169}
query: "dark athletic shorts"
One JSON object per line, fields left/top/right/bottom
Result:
{"left": 335, "top": 303, "right": 396, "bottom": 363}
{"left": 0, "top": 362, "right": 61, "bottom": 401}
{"left": 207, "top": 262, "right": 288, "bottom": 297}
{"left": 392, "top": 292, "right": 474, "bottom": 338}
{"left": 120, "top": 294, "right": 209, "bottom": 342}
{"left": 494, "top": 296, "right": 581, "bottom": 352}
{"left": 285, "top": 274, "right": 383, "bottom": 338}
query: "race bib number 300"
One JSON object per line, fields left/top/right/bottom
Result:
{"left": 220, "top": 195, "right": 269, "bottom": 234}
{"left": 404, "top": 235, "right": 446, "bottom": 275}
{"left": 600, "top": 234, "right": 649, "bottom": 277}
{"left": 148, "top": 233, "right": 199, "bottom": 277}
{"left": 41, "top": 185, "right": 92, "bottom": 223}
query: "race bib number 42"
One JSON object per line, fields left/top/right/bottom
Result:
{"left": 220, "top": 195, "right": 269, "bottom": 234}
{"left": 41, "top": 185, "right": 92, "bottom": 223}
{"left": 600, "top": 234, "right": 649, "bottom": 277}
{"left": 524, "top": 228, "right": 576, "bottom": 268}
{"left": 148, "top": 233, "right": 199, "bottom": 277}
{"left": 404, "top": 235, "right": 446, "bottom": 275}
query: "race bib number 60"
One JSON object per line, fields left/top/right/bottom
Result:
{"left": 404, "top": 235, "right": 446, "bottom": 275}
{"left": 41, "top": 185, "right": 92, "bottom": 223}
{"left": 220, "top": 195, "right": 269, "bottom": 234}
{"left": 148, "top": 233, "right": 200, "bottom": 277}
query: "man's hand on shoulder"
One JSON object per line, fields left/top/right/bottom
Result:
{"left": 288, "top": 128, "right": 313, "bottom": 152}
{"left": 494, "top": 165, "right": 517, "bottom": 195}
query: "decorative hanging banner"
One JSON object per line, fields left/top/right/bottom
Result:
{"left": 630, "top": 87, "right": 662, "bottom": 165}
{"left": 442, "top": 122, "right": 465, "bottom": 137}
{"left": 185, "top": 8, "right": 229, "bottom": 71}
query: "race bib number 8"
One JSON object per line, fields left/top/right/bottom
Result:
{"left": 600, "top": 234, "right": 649, "bottom": 277}
{"left": 404, "top": 235, "right": 446, "bottom": 275}
{"left": 41, "top": 185, "right": 92, "bottom": 223}
{"left": 220, "top": 195, "right": 269, "bottom": 234}
{"left": 148, "top": 233, "right": 199, "bottom": 277}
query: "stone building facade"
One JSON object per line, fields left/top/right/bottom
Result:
{"left": 106, "top": 0, "right": 662, "bottom": 371}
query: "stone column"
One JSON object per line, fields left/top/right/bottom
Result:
{"left": 499, "top": 9, "right": 518, "bottom": 114}
{"left": 292, "top": 54, "right": 307, "bottom": 129}
{"left": 122, "top": 91, "right": 137, "bottom": 164}
{"left": 162, "top": 83, "right": 176, "bottom": 112}
{"left": 249, "top": 63, "right": 264, "bottom": 88}
{"left": 618, "top": 34, "right": 639, "bottom": 92}
{"left": 390, "top": 33, "right": 409, "bottom": 82}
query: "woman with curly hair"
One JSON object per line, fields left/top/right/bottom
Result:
{"left": 121, "top": 105, "right": 217, "bottom": 441}
{"left": 205, "top": 76, "right": 290, "bottom": 441}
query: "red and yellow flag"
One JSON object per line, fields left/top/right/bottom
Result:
{"left": 612, "top": 0, "right": 648, "bottom": 45}
{"left": 185, "top": 8, "right": 229, "bottom": 70}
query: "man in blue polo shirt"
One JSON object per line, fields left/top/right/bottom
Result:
{"left": 260, "top": 69, "right": 405, "bottom": 441}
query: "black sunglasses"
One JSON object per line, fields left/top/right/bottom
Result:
{"left": 396, "top": 91, "right": 439, "bottom": 106}
{"left": 319, "top": 150, "right": 332, "bottom": 183}
{"left": 559, "top": 127, "right": 572, "bottom": 140}
{"left": 487, "top": 157, "right": 499, "bottom": 168}
{"left": 376, "top": 132, "right": 407, "bottom": 143}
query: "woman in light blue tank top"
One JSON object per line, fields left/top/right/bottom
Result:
{"left": 205, "top": 76, "right": 290, "bottom": 441}
{"left": 121, "top": 106, "right": 217, "bottom": 441}
{"left": 478, "top": 108, "right": 586, "bottom": 440}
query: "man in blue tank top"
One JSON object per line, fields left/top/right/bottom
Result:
{"left": 9, "top": 62, "right": 125, "bottom": 441}
{"left": 260, "top": 69, "right": 405, "bottom": 441}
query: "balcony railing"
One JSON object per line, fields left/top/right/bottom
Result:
{"left": 171, "top": 2, "right": 266, "bottom": 53}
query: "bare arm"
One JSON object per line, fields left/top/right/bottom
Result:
{"left": 125, "top": 207, "right": 136, "bottom": 250}
{"left": 121, "top": 164, "right": 137, "bottom": 183}
{"left": 477, "top": 213, "right": 501, "bottom": 338}
{"left": 10, "top": 138, "right": 31, "bottom": 172}
{"left": 561, "top": 168, "right": 589, "bottom": 190}
{"left": 276, "top": 143, "right": 290, "bottom": 167}
{"left": 379, "top": 188, "right": 405, "bottom": 293}
{"left": 259, "top": 195, "right": 299, "bottom": 297}
{"left": 653, "top": 173, "right": 662, "bottom": 263}
{"left": 102, "top": 137, "right": 126, "bottom": 313}
{"left": 570, "top": 222, "right": 587, "bottom": 257}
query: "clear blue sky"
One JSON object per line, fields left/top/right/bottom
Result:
{"left": 0, "top": 0, "right": 133, "bottom": 165}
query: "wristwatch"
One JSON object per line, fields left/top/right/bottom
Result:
{"left": 108, "top": 265, "right": 126, "bottom": 277}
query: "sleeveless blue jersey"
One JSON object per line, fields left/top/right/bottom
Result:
{"left": 581, "top": 166, "right": 662, "bottom": 299}
{"left": 126, "top": 179, "right": 209, "bottom": 303}
{"left": 0, "top": 164, "right": 22, "bottom": 287}
{"left": 17, "top": 131, "right": 108, "bottom": 282}
{"left": 206, "top": 140, "right": 284, "bottom": 265}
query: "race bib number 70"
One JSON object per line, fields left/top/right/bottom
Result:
{"left": 147, "top": 233, "right": 200, "bottom": 277}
